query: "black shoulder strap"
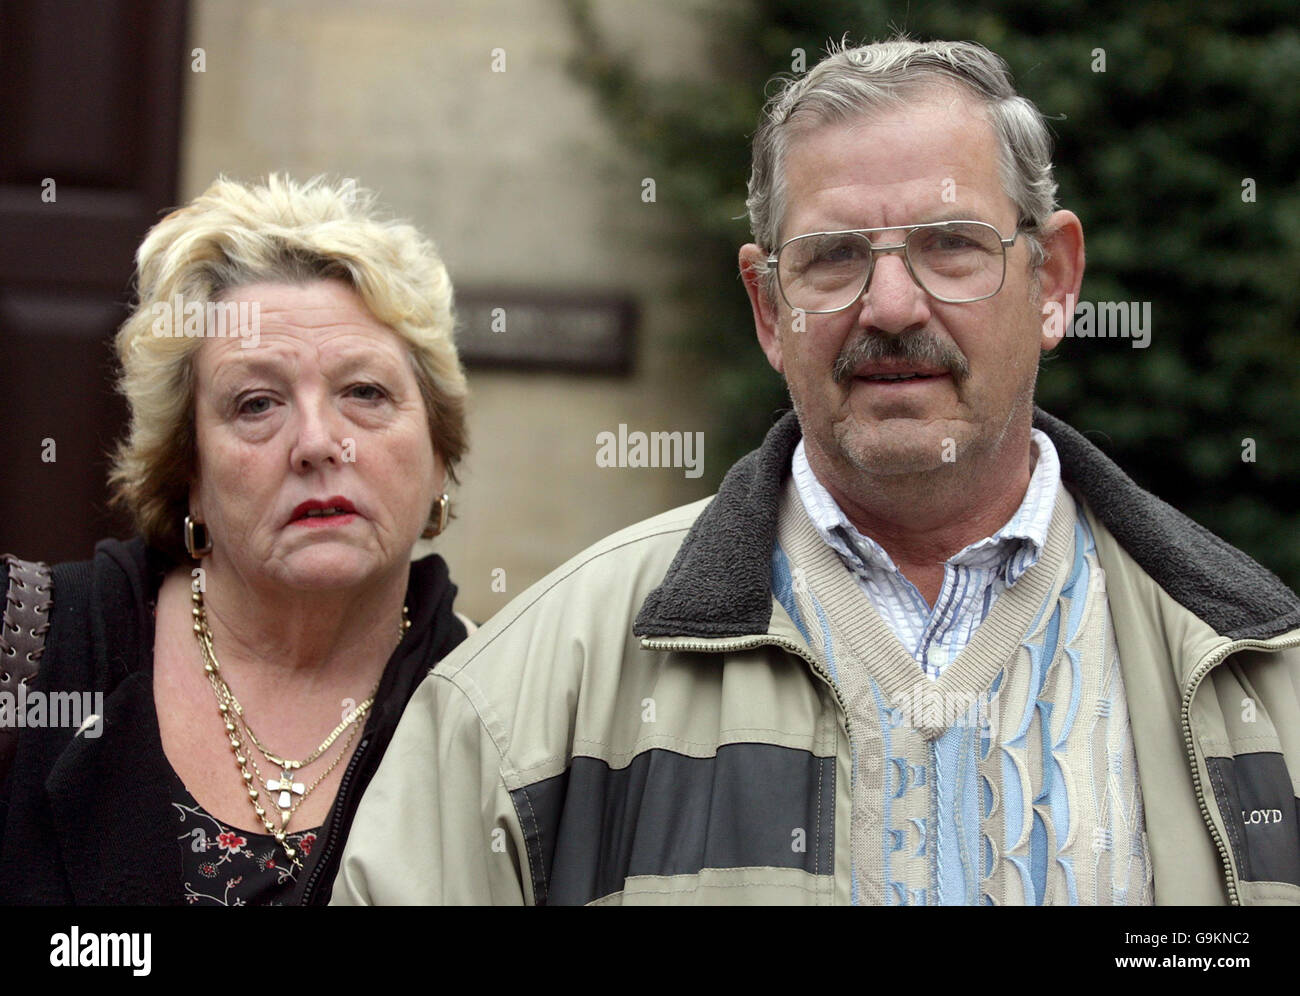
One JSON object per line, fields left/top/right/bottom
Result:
{"left": 0, "top": 555, "right": 53, "bottom": 780}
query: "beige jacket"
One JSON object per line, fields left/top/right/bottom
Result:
{"left": 332, "top": 411, "right": 1300, "bottom": 905}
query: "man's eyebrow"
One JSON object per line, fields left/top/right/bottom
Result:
{"left": 915, "top": 210, "right": 995, "bottom": 225}
{"left": 861, "top": 212, "right": 999, "bottom": 230}
{"left": 792, "top": 211, "right": 1001, "bottom": 240}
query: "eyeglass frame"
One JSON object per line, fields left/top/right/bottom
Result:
{"left": 765, "top": 219, "right": 1027, "bottom": 314}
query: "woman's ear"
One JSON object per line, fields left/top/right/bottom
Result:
{"left": 188, "top": 476, "right": 204, "bottom": 525}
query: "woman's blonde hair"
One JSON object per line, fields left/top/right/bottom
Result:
{"left": 109, "top": 174, "right": 468, "bottom": 562}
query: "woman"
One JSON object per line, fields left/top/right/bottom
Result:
{"left": 0, "top": 174, "right": 472, "bottom": 905}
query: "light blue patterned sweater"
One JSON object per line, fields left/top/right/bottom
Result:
{"left": 773, "top": 478, "right": 1153, "bottom": 905}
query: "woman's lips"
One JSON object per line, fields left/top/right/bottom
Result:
{"left": 288, "top": 496, "right": 358, "bottom": 525}
{"left": 290, "top": 511, "right": 359, "bottom": 528}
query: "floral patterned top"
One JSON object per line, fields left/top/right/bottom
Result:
{"left": 170, "top": 769, "right": 322, "bottom": 906}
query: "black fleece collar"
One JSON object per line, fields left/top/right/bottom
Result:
{"left": 634, "top": 409, "right": 1300, "bottom": 643}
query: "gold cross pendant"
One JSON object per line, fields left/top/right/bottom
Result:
{"left": 267, "top": 768, "right": 305, "bottom": 812}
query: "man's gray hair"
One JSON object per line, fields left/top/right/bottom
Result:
{"left": 746, "top": 38, "right": 1058, "bottom": 290}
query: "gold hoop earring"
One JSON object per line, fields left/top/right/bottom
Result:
{"left": 421, "top": 494, "right": 450, "bottom": 539}
{"left": 184, "top": 515, "right": 212, "bottom": 559}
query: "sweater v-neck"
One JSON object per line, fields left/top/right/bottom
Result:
{"left": 777, "top": 477, "right": 1076, "bottom": 741}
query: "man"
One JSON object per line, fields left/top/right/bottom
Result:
{"left": 332, "top": 39, "right": 1300, "bottom": 905}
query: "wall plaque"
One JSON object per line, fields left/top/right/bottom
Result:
{"left": 454, "top": 289, "right": 637, "bottom": 374}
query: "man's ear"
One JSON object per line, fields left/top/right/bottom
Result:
{"left": 1034, "top": 209, "right": 1085, "bottom": 353}
{"left": 740, "top": 244, "right": 785, "bottom": 374}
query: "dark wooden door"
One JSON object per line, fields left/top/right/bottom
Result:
{"left": 0, "top": 0, "right": 187, "bottom": 563}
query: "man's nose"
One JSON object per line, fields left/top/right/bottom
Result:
{"left": 856, "top": 250, "right": 932, "bottom": 335}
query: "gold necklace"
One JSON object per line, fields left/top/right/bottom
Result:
{"left": 195, "top": 593, "right": 408, "bottom": 768}
{"left": 212, "top": 666, "right": 378, "bottom": 770}
{"left": 241, "top": 716, "right": 364, "bottom": 833}
{"left": 190, "top": 588, "right": 410, "bottom": 866}
{"left": 214, "top": 671, "right": 370, "bottom": 832}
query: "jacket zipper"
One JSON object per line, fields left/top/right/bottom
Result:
{"left": 639, "top": 634, "right": 853, "bottom": 755}
{"left": 298, "top": 735, "right": 371, "bottom": 905}
{"left": 640, "top": 633, "right": 852, "bottom": 902}
{"left": 1181, "top": 633, "right": 1300, "bottom": 906}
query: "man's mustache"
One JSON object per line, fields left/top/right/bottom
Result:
{"left": 831, "top": 329, "right": 970, "bottom": 385}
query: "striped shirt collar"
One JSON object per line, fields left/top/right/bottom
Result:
{"left": 791, "top": 428, "right": 1062, "bottom": 587}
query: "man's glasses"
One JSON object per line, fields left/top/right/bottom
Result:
{"left": 767, "top": 220, "right": 1023, "bottom": 314}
